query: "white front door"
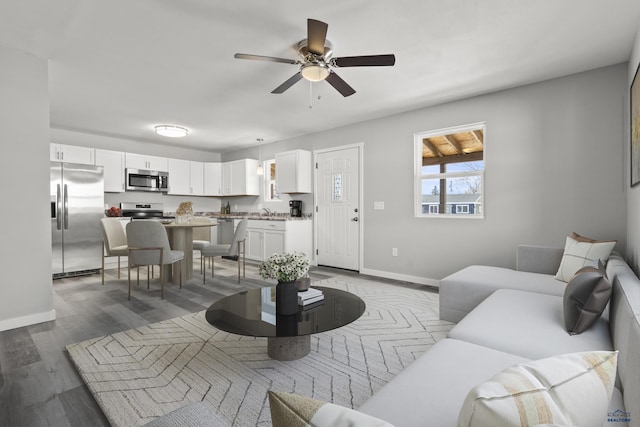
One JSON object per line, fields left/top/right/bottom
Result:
{"left": 315, "top": 145, "right": 361, "bottom": 270}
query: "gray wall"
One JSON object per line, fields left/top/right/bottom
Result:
{"left": 0, "top": 46, "right": 54, "bottom": 330}
{"left": 626, "top": 26, "right": 640, "bottom": 271}
{"left": 228, "top": 64, "right": 628, "bottom": 283}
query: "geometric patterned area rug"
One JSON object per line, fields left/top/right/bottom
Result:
{"left": 66, "top": 277, "right": 453, "bottom": 426}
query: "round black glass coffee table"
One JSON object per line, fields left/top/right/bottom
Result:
{"left": 205, "top": 286, "right": 366, "bottom": 360}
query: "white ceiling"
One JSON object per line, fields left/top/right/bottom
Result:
{"left": 1, "top": 1, "right": 639, "bottom": 153}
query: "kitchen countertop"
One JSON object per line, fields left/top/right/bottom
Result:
{"left": 108, "top": 213, "right": 311, "bottom": 221}
{"left": 206, "top": 213, "right": 310, "bottom": 221}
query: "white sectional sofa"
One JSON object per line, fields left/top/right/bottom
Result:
{"left": 358, "top": 246, "right": 640, "bottom": 427}
{"left": 151, "top": 244, "right": 639, "bottom": 427}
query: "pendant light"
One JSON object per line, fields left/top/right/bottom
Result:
{"left": 256, "top": 138, "right": 264, "bottom": 176}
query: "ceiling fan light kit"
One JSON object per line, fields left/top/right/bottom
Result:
{"left": 300, "top": 63, "right": 330, "bottom": 82}
{"left": 154, "top": 124, "right": 189, "bottom": 138}
{"left": 235, "top": 18, "right": 396, "bottom": 98}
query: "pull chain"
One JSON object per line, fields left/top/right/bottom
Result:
{"left": 308, "top": 82, "right": 322, "bottom": 109}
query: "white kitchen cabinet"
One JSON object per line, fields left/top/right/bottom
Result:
{"left": 50, "top": 143, "right": 95, "bottom": 164}
{"left": 275, "top": 149, "right": 312, "bottom": 193}
{"left": 246, "top": 220, "right": 264, "bottom": 260}
{"left": 95, "top": 149, "right": 125, "bottom": 192}
{"left": 190, "top": 161, "right": 204, "bottom": 195}
{"left": 204, "top": 162, "right": 222, "bottom": 196}
{"left": 244, "top": 219, "right": 311, "bottom": 262}
{"left": 168, "top": 159, "right": 205, "bottom": 196}
{"left": 125, "top": 153, "right": 168, "bottom": 172}
{"left": 222, "top": 159, "right": 259, "bottom": 196}
{"left": 167, "top": 159, "right": 190, "bottom": 195}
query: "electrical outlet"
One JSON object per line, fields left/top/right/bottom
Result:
{"left": 392, "top": 248, "right": 398, "bottom": 257}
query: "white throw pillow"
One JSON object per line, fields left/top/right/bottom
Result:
{"left": 268, "top": 391, "right": 394, "bottom": 427}
{"left": 457, "top": 351, "right": 618, "bottom": 427}
{"left": 554, "top": 236, "right": 616, "bottom": 282}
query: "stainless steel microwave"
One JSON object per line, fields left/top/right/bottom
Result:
{"left": 125, "top": 168, "right": 169, "bottom": 192}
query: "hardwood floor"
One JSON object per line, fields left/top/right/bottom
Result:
{"left": 0, "top": 258, "right": 428, "bottom": 426}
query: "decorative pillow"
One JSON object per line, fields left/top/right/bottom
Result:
{"left": 554, "top": 235, "right": 616, "bottom": 282}
{"left": 457, "top": 351, "right": 618, "bottom": 427}
{"left": 563, "top": 261, "right": 612, "bottom": 335}
{"left": 268, "top": 391, "right": 394, "bottom": 427}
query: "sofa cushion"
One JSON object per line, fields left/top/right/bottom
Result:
{"left": 268, "top": 391, "right": 393, "bottom": 427}
{"left": 458, "top": 351, "right": 618, "bottom": 427}
{"left": 447, "top": 289, "right": 612, "bottom": 360}
{"left": 439, "top": 266, "right": 565, "bottom": 323}
{"left": 358, "top": 338, "right": 529, "bottom": 427}
{"left": 563, "top": 261, "right": 612, "bottom": 335}
{"left": 555, "top": 235, "right": 616, "bottom": 282}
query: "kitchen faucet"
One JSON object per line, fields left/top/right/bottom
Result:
{"left": 262, "top": 207, "right": 272, "bottom": 216}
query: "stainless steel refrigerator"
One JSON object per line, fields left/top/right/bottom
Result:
{"left": 51, "top": 162, "right": 104, "bottom": 278}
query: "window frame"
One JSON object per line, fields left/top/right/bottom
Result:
{"left": 263, "top": 159, "right": 282, "bottom": 202}
{"left": 414, "top": 122, "right": 486, "bottom": 219}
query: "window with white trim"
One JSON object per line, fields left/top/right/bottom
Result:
{"left": 264, "top": 159, "right": 281, "bottom": 201}
{"left": 415, "top": 123, "right": 485, "bottom": 218}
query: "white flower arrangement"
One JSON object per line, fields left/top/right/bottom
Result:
{"left": 259, "top": 252, "right": 310, "bottom": 283}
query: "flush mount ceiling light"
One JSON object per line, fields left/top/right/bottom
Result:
{"left": 154, "top": 125, "right": 189, "bottom": 138}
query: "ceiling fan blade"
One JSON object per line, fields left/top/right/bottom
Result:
{"left": 271, "top": 72, "right": 303, "bottom": 94}
{"left": 234, "top": 53, "right": 298, "bottom": 65}
{"left": 325, "top": 71, "right": 356, "bottom": 97}
{"left": 307, "top": 19, "right": 328, "bottom": 56}
{"left": 333, "top": 54, "right": 396, "bottom": 67}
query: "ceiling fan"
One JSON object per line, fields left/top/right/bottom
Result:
{"left": 234, "top": 18, "right": 396, "bottom": 97}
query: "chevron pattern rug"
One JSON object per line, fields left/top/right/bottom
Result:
{"left": 66, "top": 277, "right": 453, "bottom": 426}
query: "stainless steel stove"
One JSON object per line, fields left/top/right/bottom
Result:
{"left": 120, "top": 202, "right": 171, "bottom": 219}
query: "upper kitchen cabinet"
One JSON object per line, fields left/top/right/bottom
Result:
{"left": 167, "top": 159, "right": 204, "bottom": 196}
{"left": 275, "top": 149, "right": 312, "bottom": 193}
{"left": 203, "top": 162, "right": 222, "bottom": 196}
{"left": 95, "top": 149, "right": 125, "bottom": 192}
{"left": 222, "top": 159, "right": 259, "bottom": 196}
{"left": 125, "top": 153, "right": 168, "bottom": 172}
{"left": 190, "top": 161, "right": 204, "bottom": 195}
{"left": 50, "top": 143, "right": 95, "bottom": 164}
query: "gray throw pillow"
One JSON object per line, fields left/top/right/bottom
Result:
{"left": 563, "top": 261, "right": 611, "bottom": 335}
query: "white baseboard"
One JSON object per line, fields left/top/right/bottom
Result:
{"left": 359, "top": 268, "right": 440, "bottom": 288}
{"left": 0, "top": 309, "right": 56, "bottom": 332}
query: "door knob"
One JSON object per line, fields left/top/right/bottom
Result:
{"left": 351, "top": 217, "right": 359, "bottom": 222}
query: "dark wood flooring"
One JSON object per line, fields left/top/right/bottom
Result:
{"left": 0, "top": 258, "right": 352, "bottom": 427}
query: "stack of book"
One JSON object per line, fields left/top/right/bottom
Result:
{"left": 298, "top": 287, "right": 324, "bottom": 306}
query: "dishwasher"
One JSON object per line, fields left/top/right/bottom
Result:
{"left": 217, "top": 218, "right": 235, "bottom": 244}
{"left": 217, "top": 218, "right": 238, "bottom": 259}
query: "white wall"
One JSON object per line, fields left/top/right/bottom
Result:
{"left": 626, "top": 27, "right": 640, "bottom": 271}
{"left": 227, "top": 64, "right": 628, "bottom": 283}
{"left": 0, "top": 46, "right": 54, "bottom": 330}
